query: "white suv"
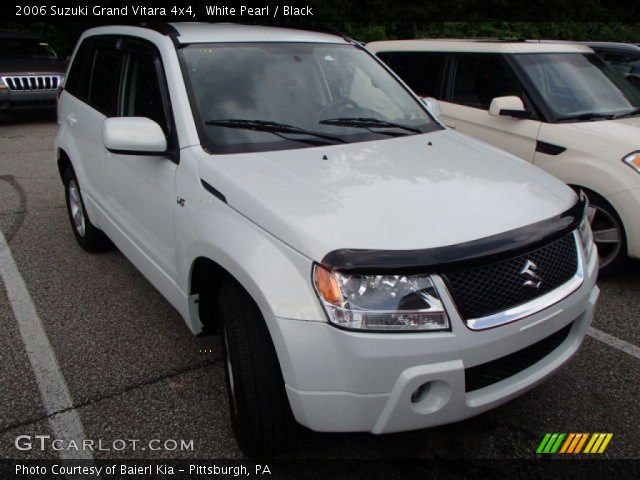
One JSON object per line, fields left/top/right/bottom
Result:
{"left": 368, "top": 40, "right": 640, "bottom": 273}
{"left": 56, "top": 24, "right": 599, "bottom": 455}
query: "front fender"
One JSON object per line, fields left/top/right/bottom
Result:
{"left": 186, "top": 205, "right": 325, "bottom": 324}
{"left": 536, "top": 151, "right": 637, "bottom": 198}
{"left": 535, "top": 123, "right": 640, "bottom": 197}
{"left": 173, "top": 148, "right": 326, "bottom": 333}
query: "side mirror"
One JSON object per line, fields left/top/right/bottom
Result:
{"left": 422, "top": 97, "right": 442, "bottom": 118}
{"left": 102, "top": 117, "right": 167, "bottom": 155}
{"left": 489, "top": 96, "right": 530, "bottom": 119}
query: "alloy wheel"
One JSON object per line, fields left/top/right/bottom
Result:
{"left": 68, "top": 180, "right": 86, "bottom": 237}
{"left": 586, "top": 204, "right": 622, "bottom": 269}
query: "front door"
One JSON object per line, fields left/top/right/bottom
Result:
{"left": 440, "top": 54, "right": 541, "bottom": 162}
{"left": 101, "top": 41, "right": 178, "bottom": 280}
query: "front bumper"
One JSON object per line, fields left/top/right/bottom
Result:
{"left": 272, "top": 247, "right": 599, "bottom": 434}
{"left": 0, "top": 89, "right": 57, "bottom": 111}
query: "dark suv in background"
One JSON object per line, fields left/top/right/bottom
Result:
{"left": 582, "top": 42, "right": 640, "bottom": 92}
{"left": 0, "top": 31, "right": 66, "bottom": 112}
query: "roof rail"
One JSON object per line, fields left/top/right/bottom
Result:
{"left": 138, "top": 22, "right": 180, "bottom": 45}
{"left": 465, "top": 37, "right": 528, "bottom": 43}
{"left": 137, "top": 22, "right": 361, "bottom": 47}
{"left": 282, "top": 24, "right": 361, "bottom": 45}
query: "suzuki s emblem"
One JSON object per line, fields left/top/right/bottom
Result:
{"left": 520, "top": 260, "right": 542, "bottom": 289}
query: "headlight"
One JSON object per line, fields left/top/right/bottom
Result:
{"left": 623, "top": 151, "right": 640, "bottom": 173}
{"left": 578, "top": 194, "right": 594, "bottom": 260}
{"left": 313, "top": 265, "right": 449, "bottom": 331}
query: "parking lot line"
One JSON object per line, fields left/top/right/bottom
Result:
{"left": 587, "top": 327, "right": 640, "bottom": 360}
{"left": 0, "top": 229, "right": 93, "bottom": 461}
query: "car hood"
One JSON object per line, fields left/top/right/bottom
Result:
{"left": 197, "top": 130, "right": 576, "bottom": 262}
{"left": 568, "top": 116, "right": 640, "bottom": 143}
{"left": 0, "top": 58, "right": 66, "bottom": 75}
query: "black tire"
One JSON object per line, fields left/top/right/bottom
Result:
{"left": 63, "top": 168, "right": 112, "bottom": 253}
{"left": 585, "top": 190, "right": 627, "bottom": 275}
{"left": 217, "top": 280, "right": 294, "bottom": 456}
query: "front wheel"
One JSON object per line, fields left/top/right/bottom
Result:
{"left": 217, "top": 281, "right": 294, "bottom": 456}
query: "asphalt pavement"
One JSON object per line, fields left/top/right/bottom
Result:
{"left": 0, "top": 112, "right": 638, "bottom": 462}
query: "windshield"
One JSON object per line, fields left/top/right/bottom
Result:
{"left": 1, "top": 37, "right": 58, "bottom": 59}
{"left": 181, "top": 42, "right": 438, "bottom": 153}
{"left": 514, "top": 53, "right": 640, "bottom": 121}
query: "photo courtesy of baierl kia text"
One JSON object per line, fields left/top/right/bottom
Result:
{"left": 0, "top": 1, "right": 639, "bottom": 479}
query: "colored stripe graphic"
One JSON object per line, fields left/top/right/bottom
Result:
{"left": 537, "top": 433, "right": 612, "bottom": 454}
{"left": 536, "top": 433, "right": 552, "bottom": 454}
{"left": 598, "top": 433, "right": 613, "bottom": 453}
{"left": 559, "top": 433, "right": 575, "bottom": 453}
{"left": 573, "top": 433, "right": 589, "bottom": 453}
{"left": 550, "top": 433, "right": 565, "bottom": 453}
{"left": 584, "top": 433, "right": 613, "bottom": 454}
{"left": 544, "top": 433, "right": 559, "bottom": 453}
{"left": 567, "top": 433, "right": 583, "bottom": 453}
{"left": 583, "top": 433, "right": 599, "bottom": 453}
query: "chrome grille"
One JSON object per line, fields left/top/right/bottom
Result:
{"left": 442, "top": 232, "right": 579, "bottom": 322}
{"left": 2, "top": 75, "right": 61, "bottom": 91}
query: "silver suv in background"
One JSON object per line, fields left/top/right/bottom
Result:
{"left": 581, "top": 42, "right": 640, "bottom": 92}
{"left": 0, "top": 31, "right": 65, "bottom": 112}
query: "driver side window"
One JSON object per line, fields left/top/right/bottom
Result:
{"left": 121, "top": 49, "right": 169, "bottom": 135}
{"left": 451, "top": 54, "right": 525, "bottom": 110}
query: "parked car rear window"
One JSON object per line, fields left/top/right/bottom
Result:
{"left": 376, "top": 52, "right": 446, "bottom": 98}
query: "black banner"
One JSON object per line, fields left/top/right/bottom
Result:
{"left": 2, "top": 459, "right": 640, "bottom": 480}
{"left": 1, "top": 0, "right": 640, "bottom": 22}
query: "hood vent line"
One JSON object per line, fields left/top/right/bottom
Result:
{"left": 536, "top": 141, "right": 566, "bottom": 156}
{"left": 201, "top": 179, "right": 227, "bottom": 204}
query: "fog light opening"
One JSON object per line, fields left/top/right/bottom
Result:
{"left": 410, "top": 382, "right": 431, "bottom": 404}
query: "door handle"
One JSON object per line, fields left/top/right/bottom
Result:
{"left": 442, "top": 119, "right": 456, "bottom": 129}
{"left": 66, "top": 114, "right": 77, "bottom": 126}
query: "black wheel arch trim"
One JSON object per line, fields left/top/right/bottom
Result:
{"left": 321, "top": 197, "right": 586, "bottom": 274}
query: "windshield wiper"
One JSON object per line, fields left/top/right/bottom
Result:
{"left": 205, "top": 119, "right": 346, "bottom": 144}
{"left": 557, "top": 112, "right": 616, "bottom": 122}
{"left": 611, "top": 107, "right": 640, "bottom": 120}
{"left": 318, "top": 117, "right": 422, "bottom": 134}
